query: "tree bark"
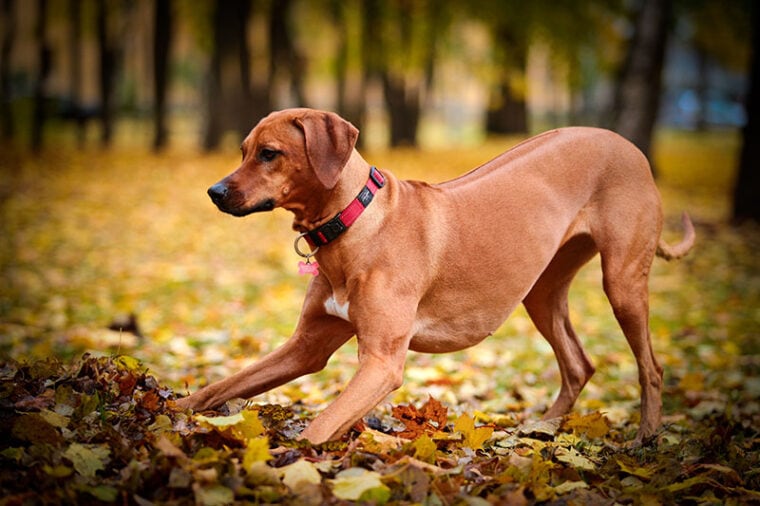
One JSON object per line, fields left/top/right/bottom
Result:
{"left": 153, "top": 0, "right": 172, "bottom": 151}
{"left": 613, "top": 0, "right": 671, "bottom": 163}
{"left": 31, "top": 0, "right": 50, "bottom": 152}
{"left": 67, "top": 0, "right": 85, "bottom": 147}
{"left": 203, "top": 0, "right": 255, "bottom": 150}
{"left": 268, "top": 0, "right": 307, "bottom": 107}
{"left": 732, "top": 3, "right": 760, "bottom": 224}
{"left": 486, "top": 24, "right": 528, "bottom": 135}
{"left": 0, "top": 0, "right": 13, "bottom": 141}
{"left": 96, "top": 0, "right": 116, "bottom": 147}
{"left": 382, "top": 71, "right": 420, "bottom": 147}
{"left": 1, "top": 0, "right": 15, "bottom": 140}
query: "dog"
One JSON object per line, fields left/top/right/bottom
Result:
{"left": 175, "top": 108, "right": 695, "bottom": 444}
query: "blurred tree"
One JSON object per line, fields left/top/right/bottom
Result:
{"left": 96, "top": 0, "right": 122, "bottom": 147}
{"left": 612, "top": 0, "right": 672, "bottom": 164}
{"left": 476, "top": 0, "right": 614, "bottom": 134}
{"left": 0, "top": 0, "right": 14, "bottom": 140}
{"left": 687, "top": 0, "right": 750, "bottom": 131}
{"left": 67, "top": 0, "right": 85, "bottom": 147}
{"left": 368, "top": 0, "right": 448, "bottom": 146}
{"left": 269, "top": 0, "right": 307, "bottom": 108}
{"left": 733, "top": 2, "right": 759, "bottom": 223}
{"left": 331, "top": 0, "right": 365, "bottom": 140}
{"left": 153, "top": 0, "right": 172, "bottom": 151}
{"left": 483, "top": 1, "right": 530, "bottom": 135}
{"left": 203, "top": 0, "right": 256, "bottom": 150}
{"left": 32, "top": 0, "right": 51, "bottom": 152}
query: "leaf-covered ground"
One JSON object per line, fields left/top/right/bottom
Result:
{"left": 1, "top": 130, "right": 758, "bottom": 504}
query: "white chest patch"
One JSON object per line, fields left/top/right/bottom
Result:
{"left": 324, "top": 296, "right": 350, "bottom": 322}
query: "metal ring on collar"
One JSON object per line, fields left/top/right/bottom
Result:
{"left": 294, "top": 232, "right": 319, "bottom": 259}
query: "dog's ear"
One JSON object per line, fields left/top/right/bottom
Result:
{"left": 295, "top": 111, "right": 359, "bottom": 190}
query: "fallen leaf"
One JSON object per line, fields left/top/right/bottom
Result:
{"left": 411, "top": 433, "right": 437, "bottom": 462}
{"left": 562, "top": 412, "right": 610, "bottom": 439}
{"left": 242, "top": 437, "right": 273, "bottom": 468}
{"left": 64, "top": 443, "right": 110, "bottom": 478}
{"left": 554, "top": 447, "right": 597, "bottom": 471}
{"left": 453, "top": 413, "right": 493, "bottom": 449}
{"left": 329, "top": 468, "right": 391, "bottom": 503}
{"left": 280, "top": 459, "right": 322, "bottom": 490}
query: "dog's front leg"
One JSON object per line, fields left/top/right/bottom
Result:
{"left": 299, "top": 294, "right": 415, "bottom": 444}
{"left": 299, "top": 344, "right": 409, "bottom": 444}
{"left": 175, "top": 322, "right": 351, "bottom": 410}
{"left": 176, "top": 279, "right": 354, "bottom": 411}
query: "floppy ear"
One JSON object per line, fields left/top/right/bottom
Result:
{"left": 295, "top": 111, "right": 359, "bottom": 190}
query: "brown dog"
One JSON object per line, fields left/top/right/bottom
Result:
{"left": 176, "top": 108, "right": 695, "bottom": 444}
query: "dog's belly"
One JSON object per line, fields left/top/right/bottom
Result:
{"left": 407, "top": 310, "right": 509, "bottom": 354}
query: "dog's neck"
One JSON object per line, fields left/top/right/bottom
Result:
{"left": 287, "top": 151, "right": 373, "bottom": 234}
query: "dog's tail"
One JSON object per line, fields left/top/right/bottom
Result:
{"left": 656, "top": 212, "right": 696, "bottom": 261}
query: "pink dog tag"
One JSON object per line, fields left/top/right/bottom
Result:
{"left": 298, "top": 260, "right": 320, "bottom": 276}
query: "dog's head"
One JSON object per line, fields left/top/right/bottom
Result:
{"left": 207, "top": 108, "right": 359, "bottom": 217}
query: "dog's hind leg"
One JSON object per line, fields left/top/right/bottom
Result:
{"left": 598, "top": 223, "right": 663, "bottom": 441}
{"left": 523, "top": 235, "right": 598, "bottom": 420}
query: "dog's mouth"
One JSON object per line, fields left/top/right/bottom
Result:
{"left": 222, "top": 198, "right": 276, "bottom": 217}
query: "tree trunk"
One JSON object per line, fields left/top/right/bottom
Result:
{"left": 203, "top": 0, "right": 254, "bottom": 150}
{"left": 269, "top": 0, "right": 307, "bottom": 108}
{"left": 1, "top": 0, "right": 15, "bottom": 141}
{"left": 68, "top": 0, "right": 85, "bottom": 147}
{"left": 377, "top": 0, "right": 432, "bottom": 148}
{"left": 203, "top": 2, "right": 225, "bottom": 150}
{"left": 31, "top": 0, "right": 50, "bottom": 152}
{"left": 96, "top": 0, "right": 116, "bottom": 147}
{"left": 331, "top": 0, "right": 364, "bottom": 136}
{"left": 732, "top": 4, "right": 760, "bottom": 224}
{"left": 486, "top": 81, "right": 528, "bottom": 134}
{"left": 613, "top": 0, "right": 671, "bottom": 163}
{"left": 382, "top": 72, "right": 420, "bottom": 147}
{"left": 152, "top": 0, "right": 172, "bottom": 151}
{"left": 486, "top": 24, "right": 528, "bottom": 135}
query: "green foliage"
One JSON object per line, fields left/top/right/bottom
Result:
{"left": 0, "top": 131, "right": 758, "bottom": 503}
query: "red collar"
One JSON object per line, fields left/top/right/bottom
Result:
{"left": 303, "top": 166, "right": 385, "bottom": 248}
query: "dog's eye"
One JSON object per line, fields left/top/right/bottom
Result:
{"left": 259, "top": 148, "right": 279, "bottom": 162}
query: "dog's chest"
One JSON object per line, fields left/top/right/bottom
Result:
{"left": 324, "top": 295, "right": 350, "bottom": 321}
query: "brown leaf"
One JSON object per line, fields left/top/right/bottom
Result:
{"left": 140, "top": 390, "right": 160, "bottom": 411}
{"left": 392, "top": 396, "right": 448, "bottom": 439}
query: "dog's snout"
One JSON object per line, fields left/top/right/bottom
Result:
{"left": 208, "top": 183, "right": 228, "bottom": 204}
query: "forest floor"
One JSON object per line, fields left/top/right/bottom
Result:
{"left": 0, "top": 129, "right": 758, "bottom": 504}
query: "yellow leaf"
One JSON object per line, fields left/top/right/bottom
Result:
{"left": 554, "top": 447, "right": 597, "bottom": 471}
{"left": 454, "top": 413, "right": 494, "bottom": 450}
{"left": 280, "top": 459, "right": 322, "bottom": 491}
{"left": 235, "top": 409, "right": 266, "bottom": 440}
{"left": 329, "top": 468, "right": 390, "bottom": 503}
{"left": 196, "top": 409, "right": 264, "bottom": 442}
{"left": 562, "top": 412, "right": 610, "bottom": 439}
{"left": 242, "top": 437, "right": 272, "bottom": 469}
{"left": 411, "top": 434, "right": 437, "bottom": 463}
{"left": 553, "top": 480, "right": 589, "bottom": 495}
{"left": 616, "top": 458, "right": 656, "bottom": 480}
{"left": 356, "top": 429, "right": 403, "bottom": 454}
{"left": 63, "top": 443, "right": 110, "bottom": 478}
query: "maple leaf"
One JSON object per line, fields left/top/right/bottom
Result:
{"left": 453, "top": 413, "right": 494, "bottom": 450}
{"left": 392, "top": 396, "right": 448, "bottom": 439}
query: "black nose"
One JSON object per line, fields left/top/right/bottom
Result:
{"left": 208, "top": 183, "right": 228, "bottom": 204}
